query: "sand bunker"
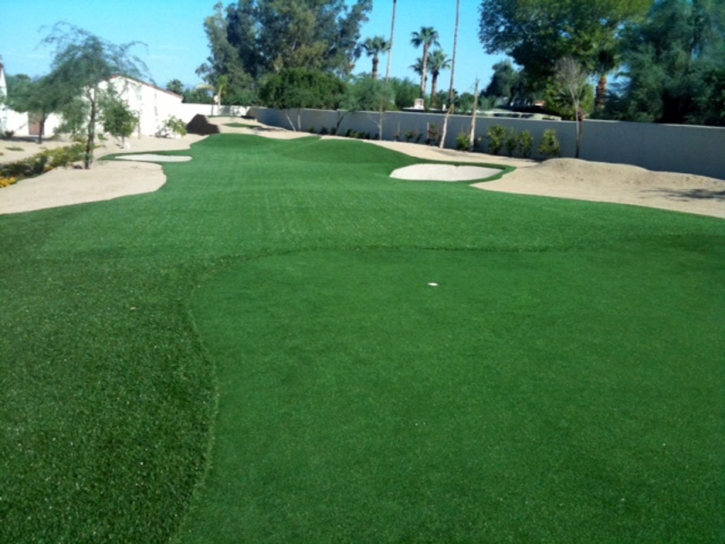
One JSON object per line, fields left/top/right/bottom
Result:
{"left": 0, "top": 161, "right": 165, "bottom": 214}
{"left": 114, "top": 154, "right": 191, "bottom": 162}
{"left": 474, "top": 158, "right": 725, "bottom": 219}
{"left": 391, "top": 164, "right": 501, "bottom": 182}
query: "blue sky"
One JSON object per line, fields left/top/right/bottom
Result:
{"left": 0, "top": 0, "right": 508, "bottom": 95}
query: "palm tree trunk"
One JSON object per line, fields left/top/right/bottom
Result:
{"left": 372, "top": 56, "right": 379, "bottom": 80}
{"left": 385, "top": 0, "right": 397, "bottom": 82}
{"left": 431, "top": 73, "right": 439, "bottom": 107}
{"left": 420, "top": 45, "right": 429, "bottom": 98}
{"left": 448, "top": 0, "right": 460, "bottom": 106}
{"left": 596, "top": 73, "right": 608, "bottom": 111}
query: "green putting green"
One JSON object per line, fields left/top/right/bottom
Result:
{"left": 0, "top": 134, "right": 723, "bottom": 543}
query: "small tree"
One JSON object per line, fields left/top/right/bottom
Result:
{"left": 552, "top": 56, "right": 589, "bottom": 158}
{"left": 42, "top": 23, "right": 150, "bottom": 169}
{"left": 6, "top": 75, "right": 65, "bottom": 144}
{"left": 99, "top": 86, "right": 138, "bottom": 146}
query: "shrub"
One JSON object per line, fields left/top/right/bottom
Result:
{"left": 308, "top": 126, "right": 316, "bottom": 134}
{"left": 319, "top": 126, "right": 329, "bottom": 135}
{"left": 427, "top": 123, "right": 440, "bottom": 145}
{"left": 2, "top": 130, "right": 14, "bottom": 139}
{"left": 487, "top": 125, "right": 506, "bottom": 155}
{"left": 163, "top": 116, "right": 188, "bottom": 136}
{"left": 505, "top": 128, "right": 518, "bottom": 157}
{"left": 0, "top": 144, "right": 85, "bottom": 185}
{"left": 539, "top": 129, "right": 562, "bottom": 158}
{"left": 344, "top": 128, "right": 358, "bottom": 138}
{"left": 186, "top": 114, "right": 220, "bottom": 136}
{"left": 518, "top": 130, "right": 534, "bottom": 158}
{"left": 456, "top": 132, "right": 471, "bottom": 151}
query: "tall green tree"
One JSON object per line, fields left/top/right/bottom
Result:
{"left": 41, "top": 23, "right": 149, "bottom": 168}
{"left": 612, "top": 0, "right": 725, "bottom": 125}
{"left": 196, "top": 2, "right": 254, "bottom": 105}
{"left": 200, "top": 0, "right": 372, "bottom": 88}
{"left": 361, "top": 36, "right": 390, "bottom": 80}
{"left": 478, "top": 0, "right": 651, "bottom": 86}
{"left": 411, "top": 26, "right": 440, "bottom": 98}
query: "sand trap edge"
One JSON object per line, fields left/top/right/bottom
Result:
{"left": 391, "top": 164, "right": 502, "bottom": 182}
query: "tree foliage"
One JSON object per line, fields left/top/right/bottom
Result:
{"left": 166, "top": 79, "right": 185, "bottom": 95}
{"left": 99, "top": 85, "right": 139, "bottom": 143}
{"left": 198, "top": 0, "right": 372, "bottom": 101}
{"left": 478, "top": 0, "right": 650, "bottom": 85}
{"left": 388, "top": 77, "right": 419, "bottom": 110}
{"left": 260, "top": 68, "right": 345, "bottom": 129}
{"left": 361, "top": 36, "right": 390, "bottom": 80}
{"left": 411, "top": 26, "right": 440, "bottom": 98}
{"left": 42, "top": 23, "right": 149, "bottom": 168}
{"left": 610, "top": 0, "right": 725, "bottom": 126}
{"left": 5, "top": 75, "right": 65, "bottom": 143}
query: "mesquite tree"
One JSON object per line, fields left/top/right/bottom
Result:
{"left": 42, "top": 23, "right": 149, "bottom": 169}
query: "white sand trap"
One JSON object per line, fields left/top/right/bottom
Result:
{"left": 391, "top": 164, "right": 500, "bottom": 182}
{"left": 115, "top": 154, "right": 191, "bottom": 162}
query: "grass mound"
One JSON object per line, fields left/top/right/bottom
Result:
{"left": 0, "top": 134, "right": 723, "bottom": 543}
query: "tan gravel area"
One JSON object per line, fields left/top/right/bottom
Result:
{"left": 0, "top": 134, "right": 205, "bottom": 214}
{"left": 472, "top": 158, "right": 725, "bottom": 219}
{"left": 1, "top": 119, "right": 722, "bottom": 218}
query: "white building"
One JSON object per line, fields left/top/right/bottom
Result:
{"left": 0, "top": 68, "right": 246, "bottom": 139}
{"left": 102, "top": 75, "right": 184, "bottom": 137}
{"left": 0, "top": 61, "right": 9, "bottom": 135}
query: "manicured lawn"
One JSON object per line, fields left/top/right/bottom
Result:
{"left": 1, "top": 135, "right": 723, "bottom": 543}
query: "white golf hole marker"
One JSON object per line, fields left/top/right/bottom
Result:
{"left": 428, "top": 282, "right": 439, "bottom": 287}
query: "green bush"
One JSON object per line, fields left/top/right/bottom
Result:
{"left": 487, "top": 125, "right": 506, "bottom": 155}
{"left": 163, "top": 116, "right": 188, "bottom": 136}
{"left": 456, "top": 132, "right": 471, "bottom": 151}
{"left": 505, "top": 128, "right": 518, "bottom": 157}
{"left": 539, "top": 129, "right": 562, "bottom": 158}
{"left": 0, "top": 144, "right": 85, "bottom": 182}
{"left": 518, "top": 130, "right": 534, "bottom": 158}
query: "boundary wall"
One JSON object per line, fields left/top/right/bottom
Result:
{"left": 250, "top": 107, "right": 725, "bottom": 180}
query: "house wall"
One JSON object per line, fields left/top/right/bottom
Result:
{"left": 105, "top": 77, "right": 183, "bottom": 137}
{"left": 250, "top": 107, "right": 725, "bottom": 180}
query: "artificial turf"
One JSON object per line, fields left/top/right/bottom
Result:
{"left": 0, "top": 134, "right": 723, "bottom": 543}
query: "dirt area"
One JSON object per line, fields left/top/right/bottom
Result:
{"left": 1, "top": 118, "right": 722, "bottom": 219}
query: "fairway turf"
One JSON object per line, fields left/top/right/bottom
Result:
{"left": 1, "top": 135, "right": 723, "bottom": 543}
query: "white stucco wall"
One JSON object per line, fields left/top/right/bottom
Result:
{"left": 104, "top": 76, "right": 184, "bottom": 137}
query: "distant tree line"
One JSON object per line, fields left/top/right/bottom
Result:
{"left": 479, "top": 0, "right": 725, "bottom": 126}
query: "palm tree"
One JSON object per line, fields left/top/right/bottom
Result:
{"left": 427, "top": 49, "right": 451, "bottom": 107}
{"left": 593, "top": 43, "right": 619, "bottom": 112}
{"left": 410, "top": 57, "right": 427, "bottom": 86}
{"left": 447, "top": 0, "right": 460, "bottom": 106}
{"left": 410, "top": 26, "right": 439, "bottom": 98}
{"left": 361, "top": 36, "right": 391, "bottom": 80}
{"left": 385, "top": 0, "right": 397, "bottom": 82}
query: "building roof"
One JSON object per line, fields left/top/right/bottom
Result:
{"left": 108, "top": 74, "right": 183, "bottom": 99}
